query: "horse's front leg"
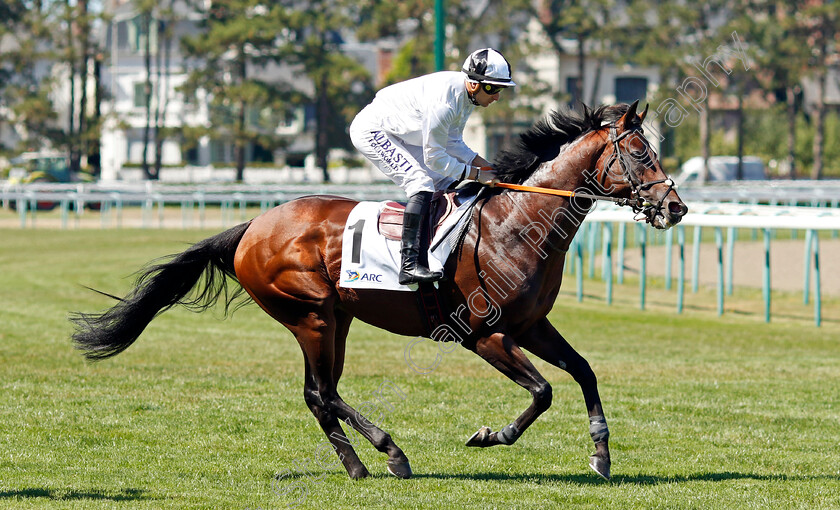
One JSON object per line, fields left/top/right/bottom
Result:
{"left": 463, "top": 332, "right": 552, "bottom": 448}
{"left": 517, "top": 317, "right": 611, "bottom": 480}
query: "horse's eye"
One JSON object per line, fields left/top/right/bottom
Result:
{"left": 629, "top": 150, "right": 650, "bottom": 165}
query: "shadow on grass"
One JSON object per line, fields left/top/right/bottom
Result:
{"left": 0, "top": 487, "right": 149, "bottom": 501}
{"left": 411, "top": 471, "right": 840, "bottom": 485}
{"left": 614, "top": 472, "right": 840, "bottom": 485}
{"left": 270, "top": 469, "right": 840, "bottom": 487}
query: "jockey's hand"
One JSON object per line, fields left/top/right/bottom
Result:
{"left": 465, "top": 165, "right": 499, "bottom": 186}
{"left": 475, "top": 166, "right": 499, "bottom": 186}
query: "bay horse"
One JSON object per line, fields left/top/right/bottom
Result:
{"left": 71, "top": 101, "right": 687, "bottom": 481}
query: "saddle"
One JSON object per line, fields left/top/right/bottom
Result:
{"left": 376, "top": 189, "right": 472, "bottom": 337}
{"left": 377, "top": 190, "right": 461, "bottom": 241}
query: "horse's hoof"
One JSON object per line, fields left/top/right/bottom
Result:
{"left": 465, "top": 426, "right": 492, "bottom": 447}
{"left": 589, "top": 455, "right": 611, "bottom": 481}
{"left": 348, "top": 466, "right": 369, "bottom": 480}
{"left": 387, "top": 460, "right": 412, "bottom": 479}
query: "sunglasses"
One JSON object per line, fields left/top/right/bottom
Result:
{"left": 481, "top": 83, "right": 505, "bottom": 95}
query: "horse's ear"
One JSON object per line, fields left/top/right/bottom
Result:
{"left": 639, "top": 103, "right": 649, "bottom": 123}
{"left": 617, "top": 100, "right": 639, "bottom": 130}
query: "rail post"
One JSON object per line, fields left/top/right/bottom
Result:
{"left": 715, "top": 227, "right": 724, "bottom": 316}
{"left": 575, "top": 235, "right": 584, "bottom": 302}
{"left": 603, "top": 222, "right": 613, "bottom": 305}
{"left": 803, "top": 229, "right": 813, "bottom": 305}
{"left": 762, "top": 228, "right": 771, "bottom": 323}
{"left": 677, "top": 225, "right": 685, "bottom": 314}
{"left": 617, "top": 222, "right": 626, "bottom": 284}
{"left": 726, "top": 226, "right": 736, "bottom": 295}
{"left": 664, "top": 227, "right": 673, "bottom": 290}
{"left": 692, "top": 226, "right": 702, "bottom": 293}
{"left": 638, "top": 223, "right": 646, "bottom": 310}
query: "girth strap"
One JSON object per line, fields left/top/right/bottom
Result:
{"left": 416, "top": 282, "right": 445, "bottom": 337}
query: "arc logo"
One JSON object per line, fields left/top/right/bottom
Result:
{"left": 344, "top": 270, "right": 360, "bottom": 282}
{"left": 344, "top": 270, "right": 383, "bottom": 283}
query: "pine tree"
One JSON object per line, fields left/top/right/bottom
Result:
{"left": 287, "top": 0, "right": 373, "bottom": 181}
{"left": 0, "top": 1, "right": 64, "bottom": 155}
{"left": 799, "top": 1, "right": 839, "bottom": 180}
{"left": 180, "top": 1, "right": 301, "bottom": 181}
{"left": 727, "top": 2, "right": 810, "bottom": 179}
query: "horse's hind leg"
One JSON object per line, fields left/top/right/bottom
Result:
{"left": 517, "top": 318, "right": 611, "bottom": 480}
{"left": 302, "top": 359, "right": 369, "bottom": 479}
{"left": 295, "top": 307, "right": 412, "bottom": 479}
{"left": 290, "top": 308, "right": 367, "bottom": 479}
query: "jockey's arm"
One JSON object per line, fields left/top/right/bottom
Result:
{"left": 470, "top": 155, "right": 491, "bottom": 168}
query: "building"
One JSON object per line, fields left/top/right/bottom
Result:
{"left": 98, "top": 0, "right": 323, "bottom": 182}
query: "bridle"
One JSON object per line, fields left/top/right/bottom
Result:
{"left": 492, "top": 122, "right": 677, "bottom": 225}
{"left": 598, "top": 123, "right": 676, "bottom": 223}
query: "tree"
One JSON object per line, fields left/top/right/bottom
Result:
{"left": 137, "top": 0, "right": 155, "bottom": 179}
{"left": 180, "top": 1, "right": 301, "bottom": 181}
{"left": 798, "top": 1, "right": 839, "bottom": 180}
{"left": 62, "top": 0, "right": 97, "bottom": 176}
{"left": 0, "top": 1, "right": 27, "bottom": 155}
{"left": 0, "top": 1, "right": 64, "bottom": 155}
{"left": 132, "top": 0, "right": 179, "bottom": 179}
{"left": 727, "top": 2, "right": 810, "bottom": 179}
{"left": 458, "top": 0, "right": 542, "bottom": 153}
{"left": 153, "top": 4, "right": 177, "bottom": 178}
{"left": 354, "top": 0, "right": 437, "bottom": 81}
{"left": 533, "top": 0, "right": 615, "bottom": 106}
{"left": 288, "top": 0, "right": 374, "bottom": 181}
{"left": 0, "top": 0, "right": 103, "bottom": 176}
{"left": 354, "top": 0, "right": 540, "bottom": 161}
{"left": 616, "top": 0, "right": 740, "bottom": 182}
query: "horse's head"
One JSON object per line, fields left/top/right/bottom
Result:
{"left": 595, "top": 101, "right": 688, "bottom": 229}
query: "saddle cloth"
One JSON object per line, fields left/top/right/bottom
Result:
{"left": 339, "top": 189, "right": 479, "bottom": 291}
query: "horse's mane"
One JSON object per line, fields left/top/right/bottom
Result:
{"left": 493, "top": 103, "right": 634, "bottom": 184}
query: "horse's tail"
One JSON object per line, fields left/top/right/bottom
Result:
{"left": 71, "top": 221, "right": 252, "bottom": 361}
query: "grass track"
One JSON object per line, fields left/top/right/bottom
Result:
{"left": 0, "top": 228, "right": 838, "bottom": 509}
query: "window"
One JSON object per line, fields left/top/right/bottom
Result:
{"left": 566, "top": 76, "right": 581, "bottom": 107}
{"left": 127, "top": 16, "right": 158, "bottom": 53}
{"left": 184, "top": 146, "right": 200, "bottom": 166}
{"left": 615, "top": 77, "right": 648, "bottom": 104}
{"left": 134, "top": 82, "right": 151, "bottom": 108}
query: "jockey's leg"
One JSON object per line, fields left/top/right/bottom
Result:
{"left": 399, "top": 191, "right": 443, "bottom": 284}
{"left": 349, "top": 119, "right": 443, "bottom": 285}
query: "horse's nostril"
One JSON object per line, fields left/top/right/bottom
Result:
{"left": 668, "top": 201, "right": 688, "bottom": 216}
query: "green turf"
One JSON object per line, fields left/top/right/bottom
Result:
{"left": 0, "top": 228, "right": 838, "bottom": 509}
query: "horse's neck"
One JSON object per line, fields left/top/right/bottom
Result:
{"left": 523, "top": 130, "right": 605, "bottom": 193}
{"left": 503, "top": 133, "right": 604, "bottom": 254}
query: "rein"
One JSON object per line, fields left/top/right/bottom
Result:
{"left": 492, "top": 182, "right": 637, "bottom": 207}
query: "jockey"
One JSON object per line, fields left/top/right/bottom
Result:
{"left": 350, "top": 48, "right": 515, "bottom": 285}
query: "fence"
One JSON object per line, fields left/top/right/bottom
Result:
{"left": 677, "top": 180, "right": 840, "bottom": 207}
{"left": 3, "top": 180, "right": 840, "bottom": 222}
{"left": 2, "top": 181, "right": 837, "bottom": 326}
{"left": 575, "top": 202, "right": 840, "bottom": 327}
{"left": 1, "top": 182, "right": 404, "bottom": 229}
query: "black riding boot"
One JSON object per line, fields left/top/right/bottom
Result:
{"left": 399, "top": 192, "right": 443, "bottom": 285}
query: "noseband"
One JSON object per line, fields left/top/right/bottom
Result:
{"left": 601, "top": 124, "right": 675, "bottom": 222}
